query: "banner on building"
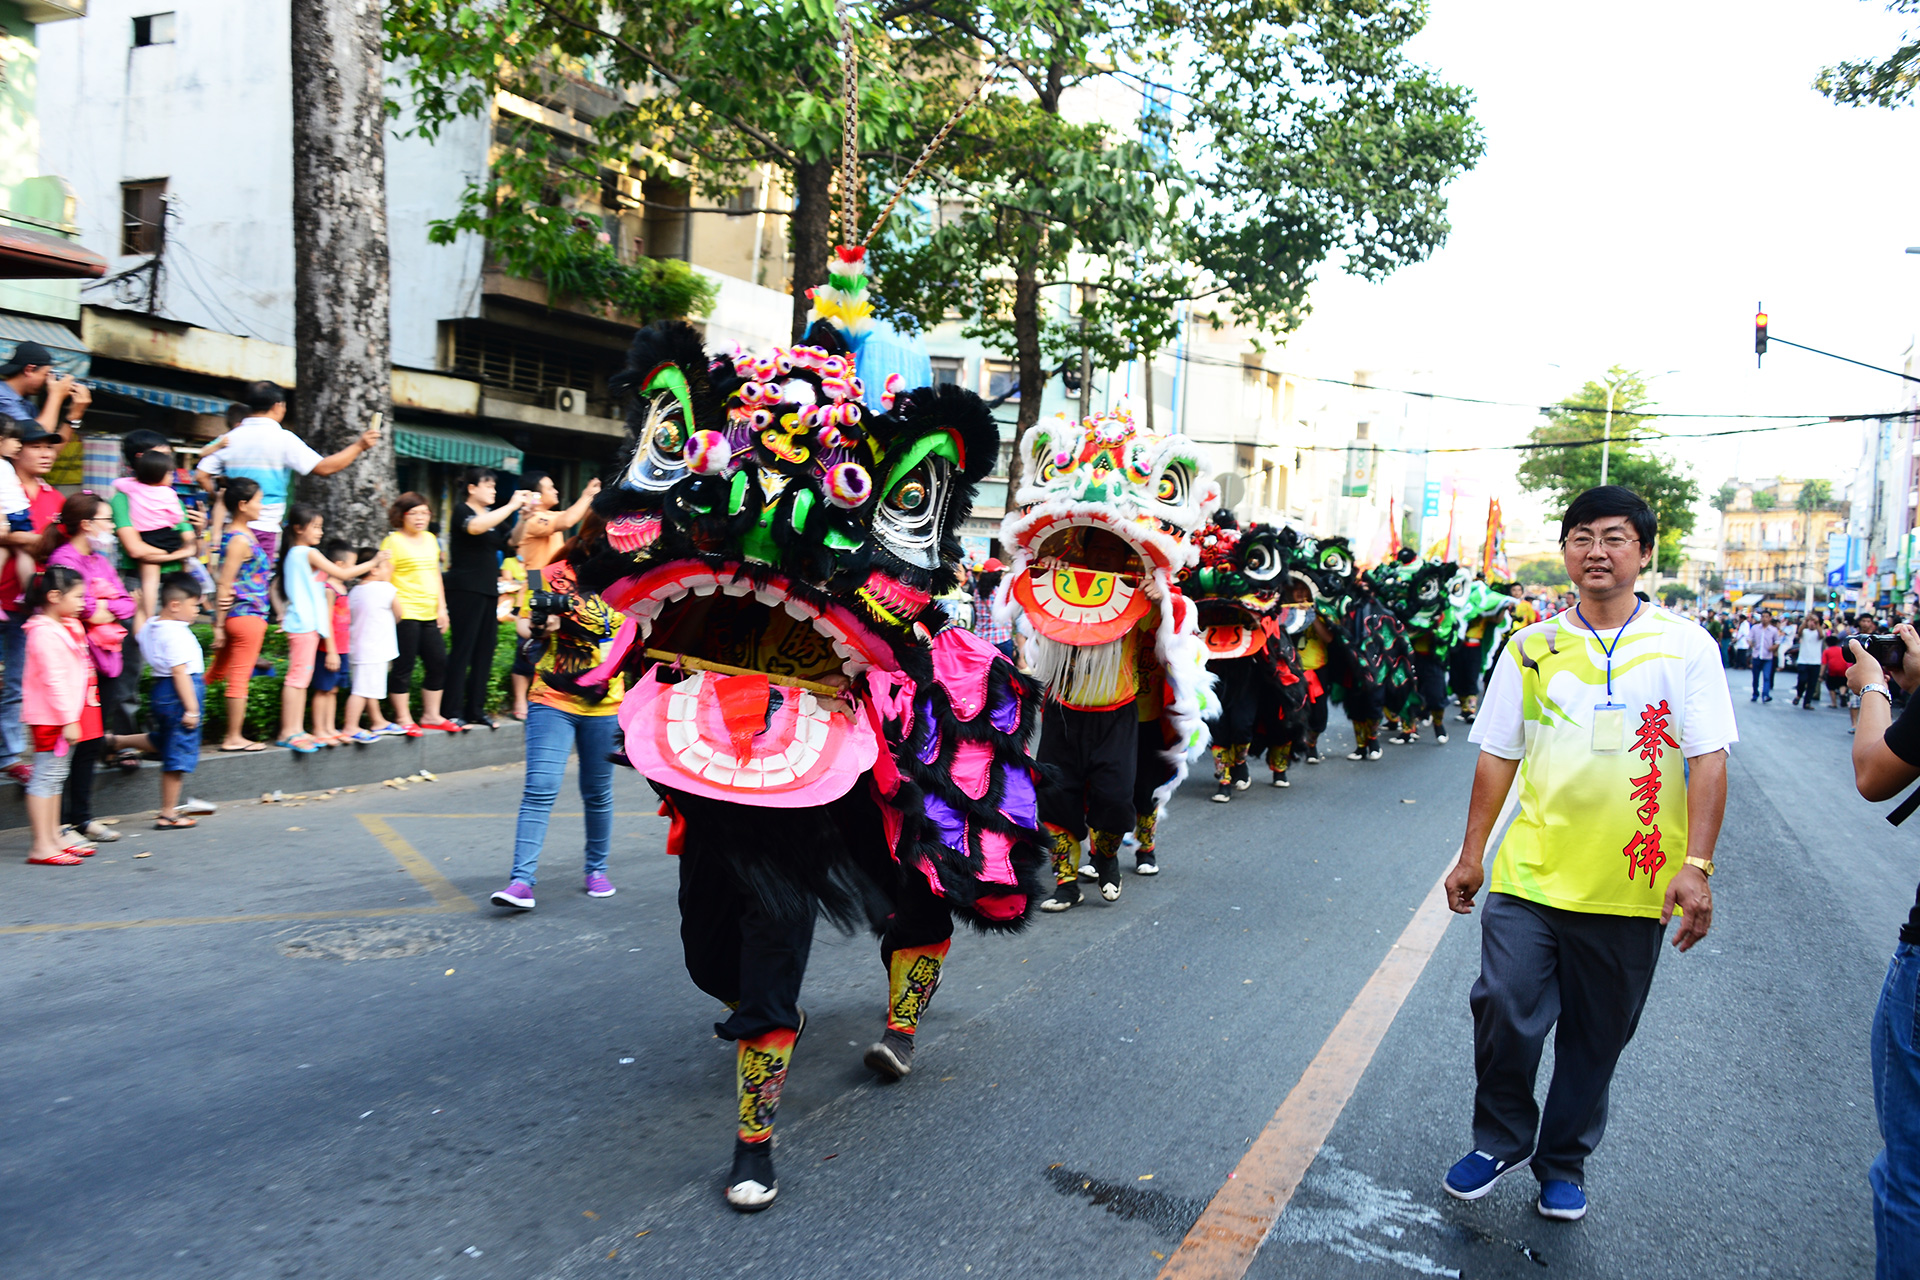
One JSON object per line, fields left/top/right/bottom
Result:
{"left": 1423, "top": 480, "right": 1442, "bottom": 519}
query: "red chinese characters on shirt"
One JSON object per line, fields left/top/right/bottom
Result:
{"left": 1623, "top": 700, "right": 1678, "bottom": 883}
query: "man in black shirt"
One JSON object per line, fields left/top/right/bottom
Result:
{"left": 1845, "top": 623, "right": 1920, "bottom": 1280}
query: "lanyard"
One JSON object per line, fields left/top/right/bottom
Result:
{"left": 1574, "top": 599, "right": 1641, "bottom": 697}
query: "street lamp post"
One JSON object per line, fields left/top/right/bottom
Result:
{"left": 1600, "top": 379, "right": 1618, "bottom": 486}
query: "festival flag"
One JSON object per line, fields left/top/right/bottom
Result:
{"left": 1484, "top": 499, "right": 1509, "bottom": 578}
{"left": 1387, "top": 496, "right": 1401, "bottom": 557}
{"left": 1443, "top": 493, "right": 1458, "bottom": 562}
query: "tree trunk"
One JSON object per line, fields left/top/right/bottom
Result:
{"left": 290, "top": 0, "right": 393, "bottom": 545}
{"left": 1006, "top": 234, "right": 1043, "bottom": 503}
{"left": 789, "top": 158, "right": 835, "bottom": 342}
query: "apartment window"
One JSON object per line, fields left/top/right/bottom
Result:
{"left": 986, "top": 360, "right": 1019, "bottom": 402}
{"left": 930, "top": 358, "right": 963, "bottom": 388}
{"left": 449, "top": 324, "right": 605, "bottom": 398}
{"left": 133, "top": 13, "right": 177, "bottom": 46}
{"left": 120, "top": 179, "right": 167, "bottom": 256}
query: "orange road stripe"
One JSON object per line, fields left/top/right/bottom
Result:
{"left": 1159, "top": 783, "right": 1517, "bottom": 1280}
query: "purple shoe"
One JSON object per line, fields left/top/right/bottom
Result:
{"left": 490, "top": 881, "right": 535, "bottom": 910}
{"left": 585, "top": 872, "right": 616, "bottom": 899}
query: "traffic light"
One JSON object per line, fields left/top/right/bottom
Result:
{"left": 1755, "top": 304, "right": 1768, "bottom": 366}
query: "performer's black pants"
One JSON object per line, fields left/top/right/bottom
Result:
{"left": 1306, "top": 689, "right": 1329, "bottom": 736}
{"left": 1415, "top": 652, "right": 1449, "bottom": 717}
{"left": 1134, "top": 715, "right": 1172, "bottom": 814}
{"left": 1449, "top": 643, "right": 1483, "bottom": 700}
{"left": 1209, "top": 656, "right": 1258, "bottom": 743}
{"left": 1037, "top": 701, "right": 1137, "bottom": 839}
{"left": 881, "top": 866, "right": 954, "bottom": 963}
{"left": 679, "top": 836, "right": 814, "bottom": 1043}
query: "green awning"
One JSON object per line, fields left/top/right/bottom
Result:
{"left": 393, "top": 424, "right": 522, "bottom": 471}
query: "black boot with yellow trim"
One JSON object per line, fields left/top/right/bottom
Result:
{"left": 863, "top": 940, "right": 950, "bottom": 1080}
{"left": 727, "top": 1024, "right": 798, "bottom": 1212}
{"left": 1040, "top": 825, "right": 1083, "bottom": 912}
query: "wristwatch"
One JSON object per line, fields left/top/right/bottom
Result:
{"left": 1861, "top": 682, "right": 1892, "bottom": 703}
{"left": 1684, "top": 856, "right": 1715, "bottom": 877}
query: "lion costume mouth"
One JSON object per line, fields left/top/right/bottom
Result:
{"left": 1007, "top": 517, "right": 1160, "bottom": 647}
{"left": 605, "top": 560, "right": 900, "bottom": 807}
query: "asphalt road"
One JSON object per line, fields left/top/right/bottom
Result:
{"left": 0, "top": 672, "right": 1897, "bottom": 1279}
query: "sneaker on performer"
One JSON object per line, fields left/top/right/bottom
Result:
{"left": 1536, "top": 1180, "right": 1587, "bottom": 1221}
{"left": 1093, "top": 856, "right": 1122, "bottom": 902}
{"left": 490, "top": 881, "right": 535, "bottom": 910}
{"left": 1133, "top": 847, "right": 1158, "bottom": 875}
{"left": 1231, "top": 762, "right": 1250, "bottom": 791}
{"left": 1212, "top": 780, "right": 1232, "bottom": 802}
{"left": 1271, "top": 769, "right": 1289, "bottom": 788}
{"left": 1346, "top": 746, "right": 1367, "bottom": 761}
{"left": 1366, "top": 745, "right": 1384, "bottom": 761}
{"left": 585, "top": 872, "right": 615, "bottom": 898}
{"left": 1435, "top": 727, "right": 1449, "bottom": 744}
{"left": 1443, "top": 1149, "right": 1531, "bottom": 1200}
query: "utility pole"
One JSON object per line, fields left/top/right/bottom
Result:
{"left": 290, "top": 0, "right": 394, "bottom": 545}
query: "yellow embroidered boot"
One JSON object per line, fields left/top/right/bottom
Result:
{"left": 863, "top": 940, "right": 950, "bottom": 1080}
{"left": 727, "top": 1025, "right": 797, "bottom": 1212}
{"left": 1041, "top": 825, "right": 1082, "bottom": 912}
{"left": 1267, "top": 743, "right": 1292, "bottom": 788}
{"left": 1132, "top": 811, "right": 1160, "bottom": 876}
{"left": 1210, "top": 745, "right": 1235, "bottom": 803}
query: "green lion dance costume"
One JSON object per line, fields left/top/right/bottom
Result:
{"left": 1370, "top": 549, "right": 1461, "bottom": 745}
{"left": 1285, "top": 533, "right": 1422, "bottom": 759}
{"left": 995, "top": 405, "right": 1216, "bottom": 907}
{"left": 578, "top": 246, "right": 1048, "bottom": 1211}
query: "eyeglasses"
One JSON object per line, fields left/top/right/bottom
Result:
{"left": 1564, "top": 534, "right": 1641, "bottom": 553}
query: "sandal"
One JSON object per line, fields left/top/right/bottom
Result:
{"left": 219, "top": 741, "right": 268, "bottom": 753}
{"left": 113, "top": 746, "right": 142, "bottom": 773}
{"left": 274, "top": 736, "right": 320, "bottom": 755}
{"left": 26, "top": 851, "right": 85, "bottom": 865}
{"left": 154, "top": 814, "right": 198, "bottom": 829}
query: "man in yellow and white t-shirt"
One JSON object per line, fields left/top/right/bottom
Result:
{"left": 1441, "top": 485, "right": 1736, "bottom": 1223}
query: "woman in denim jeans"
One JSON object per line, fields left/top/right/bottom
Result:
{"left": 489, "top": 513, "right": 626, "bottom": 911}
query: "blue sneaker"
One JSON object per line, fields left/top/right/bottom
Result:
{"left": 1443, "top": 1149, "right": 1531, "bottom": 1200}
{"left": 1536, "top": 1179, "right": 1587, "bottom": 1220}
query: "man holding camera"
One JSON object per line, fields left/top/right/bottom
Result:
{"left": 1845, "top": 626, "right": 1920, "bottom": 1279}
{"left": 1441, "top": 485, "right": 1735, "bottom": 1222}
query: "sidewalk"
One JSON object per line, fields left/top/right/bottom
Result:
{"left": 0, "top": 720, "right": 527, "bottom": 832}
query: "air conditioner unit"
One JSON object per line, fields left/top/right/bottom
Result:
{"left": 551, "top": 387, "right": 588, "bottom": 415}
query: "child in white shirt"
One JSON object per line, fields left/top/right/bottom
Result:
{"left": 0, "top": 421, "right": 38, "bottom": 594}
{"left": 345, "top": 556, "right": 403, "bottom": 740}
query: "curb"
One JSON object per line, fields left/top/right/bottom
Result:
{"left": 0, "top": 720, "right": 527, "bottom": 828}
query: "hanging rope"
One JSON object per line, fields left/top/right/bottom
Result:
{"left": 836, "top": 0, "right": 859, "bottom": 245}
{"left": 859, "top": 63, "right": 1004, "bottom": 247}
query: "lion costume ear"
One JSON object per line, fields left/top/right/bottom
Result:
{"left": 609, "top": 321, "right": 728, "bottom": 439}
{"left": 876, "top": 382, "right": 1000, "bottom": 485}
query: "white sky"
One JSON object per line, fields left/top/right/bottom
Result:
{"left": 1277, "top": 0, "right": 1920, "bottom": 549}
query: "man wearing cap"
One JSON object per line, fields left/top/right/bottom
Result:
{"left": 0, "top": 422, "right": 74, "bottom": 781}
{"left": 194, "top": 380, "right": 380, "bottom": 559}
{"left": 0, "top": 340, "right": 90, "bottom": 443}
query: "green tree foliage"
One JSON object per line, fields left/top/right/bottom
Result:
{"left": 1817, "top": 1, "right": 1920, "bottom": 108}
{"left": 1752, "top": 489, "right": 1777, "bottom": 511}
{"left": 1796, "top": 478, "right": 1834, "bottom": 512}
{"left": 1515, "top": 367, "right": 1700, "bottom": 571}
{"left": 1711, "top": 482, "right": 1736, "bottom": 512}
{"left": 1657, "top": 582, "right": 1697, "bottom": 605}
{"left": 1514, "top": 556, "right": 1571, "bottom": 589}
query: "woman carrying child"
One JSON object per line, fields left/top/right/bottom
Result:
{"left": 210, "top": 478, "right": 272, "bottom": 752}
{"left": 21, "top": 565, "right": 97, "bottom": 864}
{"left": 272, "top": 505, "right": 379, "bottom": 752}
{"left": 44, "top": 491, "right": 146, "bottom": 845}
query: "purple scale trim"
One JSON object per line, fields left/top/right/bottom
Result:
{"left": 922, "top": 792, "right": 968, "bottom": 851}
{"left": 998, "top": 764, "right": 1038, "bottom": 828}
{"left": 915, "top": 697, "right": 942, "bottom": 764}
{"left": 988, "top": 682, "right": 1021, "bottom": 734}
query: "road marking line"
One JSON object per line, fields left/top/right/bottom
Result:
{"left": 1158, "top": 787, "right": 1519, "bottom": 1280}
{"left": 0, "top": 817, "right": 476, "bottom": 936}
{"left": 357, "top": 815, "right": 478, "bottom": 910}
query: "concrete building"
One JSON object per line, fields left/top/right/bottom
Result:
{"left": 1717, "top": 477, "right": 1848, "bottom": 603}
{"left": 35, "top": 0, "right": 796, "bottom": 501}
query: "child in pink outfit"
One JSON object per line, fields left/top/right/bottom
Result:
{"left": 21, "top": 564, "right": 96, "bottom": 865}
{"left": 112, "top": 449, "right": 195, "bottom": 615}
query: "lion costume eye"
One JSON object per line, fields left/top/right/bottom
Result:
{"left": 1241, "top": 540, "right": 1282, "bottom": 583}
{"left": 875, "top": 457, "right": 952, "bottom": 570}
{"left": 1154, "top": 463, "right": 1191, "bottom": 509}
{"left": 623, "top": 391, "right": 693, "bottom": 493}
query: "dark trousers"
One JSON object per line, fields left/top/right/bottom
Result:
{"left": 1751, "top": 656, "right": 1775, "bottom": 700}
{"left": 678, "top": 832, "right": 815, "bottom": 1043}
{"left": 1414, "top": 651, "right": 1449, "bottom": 717}
{"left": 1134, "top": 716, "right": 1172, "bottom": 814}
{"left": 1450, "top": 643, "right": 1483, "bottom": 700}
{"left": 442, "top": 588, "right": 500, "bottom": 721}
{"left": 1209, "top": 657, "right": 1258, "bottom": 744}
{"left": 881, "top": 865, "right": 954, "bottom": 963}
{"left": 389, "top": 618, "right": 447, "bottom": 699}
{"left": 60, "top": 735, "right": 103, "bottom": 831}
{"left": 100, "top": 656, "right": 141, "bottom": 737}
{"left": 1795, "top": 662, "right": 1821, "bottom": 705}
{"left": 1037, "top": 701, "right": 1138, "bottom": 839}
{"left": 1469, "top": 892, "right": 1666, "bottom": 1184}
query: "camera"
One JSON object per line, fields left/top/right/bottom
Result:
{"left": 520, "top": 589, "right": 577, "bottom": 661}
{"left": 1861, "top": 634, "right": 1909, "bottom": 669}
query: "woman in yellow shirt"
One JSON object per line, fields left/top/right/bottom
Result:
{"left": 378, "top": 493, "right": 459, "bottom": 735}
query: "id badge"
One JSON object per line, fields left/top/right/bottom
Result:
{"left": 1591, "top": 702, "right": 1626, "bottom": 753}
